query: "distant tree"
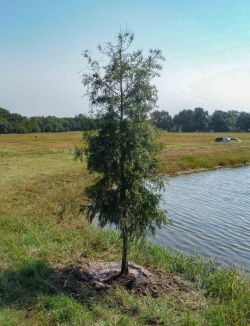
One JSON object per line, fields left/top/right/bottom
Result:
{"left": 8, "top": 113, "right": 23, "bottom": 133}
{"left": 0, "top": 107, "right": 97, "bottom": 134}
{"left": 151, "top": 110, "right": 173, "bottom": 131}
{"left": 18, "top": 118, "right": 30, "bottom": 133}
{"left": 0, "top": 118, "right": 9, "bottom": 133}
{"left": 210, "top": 110, "right": 231, "bottom": 132}
{"left": 77, "top": 114, "right": 96, "bottom": 131}
{"left": 42, "top": 116, "right": 64, "bottom": 132}
{"left": 173, "top": 109, "right": 194, "bottom": 132}
{"left": 193, "top": 107, "right": 209, "bottom": 131}
{"left": 30, "top": 118, "right": 41, "bottom": 132}
{"left": 226, "top": 110, "right": 240, "bottom": 131}
{"left": 1, "top": 105, "right": 249, "bottom": 134}
{"left": 0, "top": 107, "right": 11, "bottom": 119}
{"left": 78, "top": 31, "right": 166, "bottom": 275}
{"left": 236, "top": 112, "right": 250, "bottom": 131}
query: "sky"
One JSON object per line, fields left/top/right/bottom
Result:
{"left": 1, "top": 0, "right": 250, "bottom": 117}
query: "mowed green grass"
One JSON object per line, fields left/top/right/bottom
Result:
{"left": 0, "top": 131, "right": 250, "bottom": 325}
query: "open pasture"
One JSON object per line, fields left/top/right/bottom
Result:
{"left": 0, "top": 131, "right": 249, "bottom": 325}
{"left": 1, "top": 131, "right": 250, "bottom": 186}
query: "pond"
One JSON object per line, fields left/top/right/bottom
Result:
{"left": 152, "top": 166, "right": 250, "bottom": 272}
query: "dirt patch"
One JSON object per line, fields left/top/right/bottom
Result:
{"left": 52, "top": 259, "right": 191, "bottom": 299}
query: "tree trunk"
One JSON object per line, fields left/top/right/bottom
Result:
{"left": 121, "top": 230, "right": 129, "bottom": 275}
{"left": 119, "top": 47, "right": 129, "bottom": 276}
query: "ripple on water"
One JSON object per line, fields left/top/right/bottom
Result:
{"left": 152, "top": 166, "right": 250, "bottom": 273}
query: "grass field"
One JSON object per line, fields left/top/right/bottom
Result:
{"left": 0, "top": 131, "right": 250, "bottom": 325}
{"left": 157, "top": 132, "right": 250, "bottom": 174}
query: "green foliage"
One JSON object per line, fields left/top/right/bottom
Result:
{"left": 174, "top": 109, "right": 195, "bottom": 132}
{"left": 85, "top": 119, "right": 165, "bottom": 238}
{"left": 1, "top": 104, "right": 250, "bottom": 134}
{"left": 236, "top": 111, "right": 250, "bottom": 131}
{"left": 0, "top": 118, "right": 9, "bottom": 133}
{"left": 150, "top": 110, "right": 173, "bottom": 131}
{"left": 210, "top": 110, "right": 232, "bottom": 132}
{"left": 151, "top": 108, "right": 250, "bottom": 133}
{"left": 193, "top": 107, "right": 209, "bottom": 131}
{"left": 172, "top": 107, "right": 210, "bottom": 132}
{"left": 80, "top": 31, "right": 166, "bottom": 272}
{"left": 0, "top": 107, "right": 95, "bottom": 134}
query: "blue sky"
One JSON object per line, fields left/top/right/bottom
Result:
{"left": 1, "top": 0, "right": 250, "bottom": 116}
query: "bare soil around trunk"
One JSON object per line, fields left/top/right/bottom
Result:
{"left": 52, "top": 259, "right": 192, "bottom": 300}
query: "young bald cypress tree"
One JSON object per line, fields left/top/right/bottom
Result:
{"left": 81, "top": 31, "right": 166, "bottom": 275}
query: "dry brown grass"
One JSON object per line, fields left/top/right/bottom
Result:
{"left": 0, "top": 132, "right": 83, "bottom": 187}
{"left": 158, "top": 132, "right": 250, "bottom": 174}
{"left": 1, "top": 131, "right": 250, "bottom": 184}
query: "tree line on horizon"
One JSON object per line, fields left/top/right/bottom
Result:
{"left": 151, "top": 107, "right": 250, "bottom": 132}
{"left": 0, "top": 107, "right": 94, "bottom": 134}
{"left": 0, "top": 106, "right": 250, "bottom": 134}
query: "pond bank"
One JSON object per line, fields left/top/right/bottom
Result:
{"left": 168, "top": 162, "right": 250, "bottom": 176}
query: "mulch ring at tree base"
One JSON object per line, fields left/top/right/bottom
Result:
{"left": 52, "top": 259, "right": 192, "bottom": 299}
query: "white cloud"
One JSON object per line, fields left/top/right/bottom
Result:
{"left": 191, "top": 67, "right": 250, "bottom": 110}
{"left": 156, "top": 64, "right": 250, "bottom": 114}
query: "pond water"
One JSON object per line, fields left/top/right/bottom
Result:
{"left": 152, "top": 166, "right": 250, "bottom": 272}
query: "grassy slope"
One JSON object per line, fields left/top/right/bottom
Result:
{"left": 157, "top": 132, "right": 250, "bottom": 174}
{"left": 0, "top": 131, "right": 250, "bottom": 325}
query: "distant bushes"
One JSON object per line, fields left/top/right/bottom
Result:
{"left": 1, "top": 106, "right": 250, "bottom": 134}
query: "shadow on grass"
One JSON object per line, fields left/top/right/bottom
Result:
{"left": 0, "top": 259, "right": 99, "bottom": 310}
